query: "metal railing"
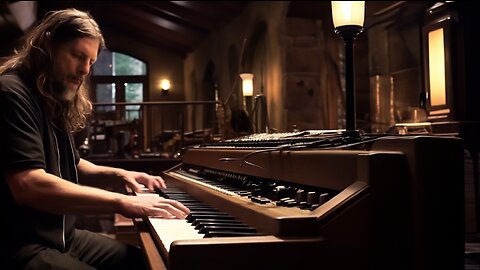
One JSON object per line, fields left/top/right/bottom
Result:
{"left": 86, "top": 100, "right": 223, "bottom": 158}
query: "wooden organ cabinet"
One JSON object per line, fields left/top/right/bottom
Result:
{"left": 133, "top": 132, "right": 464, "bottom": 270}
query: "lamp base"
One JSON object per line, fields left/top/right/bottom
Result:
{"left": 243, "top": 96, "right": 253, "bottom": 115}
{"left": 341, "top": 129, "right": 362, "bottom": 139}
{"left": 334, "top": 25, "right": 363, "bottom": 43}
{"left": 335, "top": 25, "right": 363, "bottom": 132}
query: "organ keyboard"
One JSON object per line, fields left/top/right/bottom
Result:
{"left": 134, "top": 134, "right": 465, "bottom": 270}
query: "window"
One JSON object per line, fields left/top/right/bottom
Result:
{"left": 92, "top": 50, "right": 147, "bottom": 121}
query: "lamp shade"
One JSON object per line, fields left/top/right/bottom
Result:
{"left": 331, "top": 1, "right": 365, "bottom": 28}
{"left": 240, "top": 73, "right": 254, "bottom": 96}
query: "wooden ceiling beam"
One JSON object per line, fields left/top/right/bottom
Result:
{"left": 135, "top": 2, "right": 214, "bottom": 33}
{"left": 103, "top": 5, "right": 202, "bottom": 48}
{"left": 101, "top": 21, "right": 190, "bottom": 57}
{"left": 171, "top": 1, "right": 239, "bottom": 22}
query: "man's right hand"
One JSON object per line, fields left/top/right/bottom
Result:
{"left": 119, "top": 195, "right": 190, "bottom": 219}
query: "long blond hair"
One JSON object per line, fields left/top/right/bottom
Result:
{"left": 0, "top": 8, "right": 105, "bottom": 132}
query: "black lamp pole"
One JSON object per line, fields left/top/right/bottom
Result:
{"left": 334, "top": 25, "right": 363, "bottom": 134}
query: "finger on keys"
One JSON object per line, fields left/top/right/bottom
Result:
{"left": 155, "top": 176, "right": 167, "bottom": 189}
{"left": 138, "top": 184, "right": 155, "bottom": 194}
{"left": 145, "top": 176, "right": 165, "bottom": 191}
{"left": 171, "top": 200, "right": 191, "bottom": 215}
{"left": 140, "top": 184, "right": 149, "bottom": 192}
{"left": 131, "top": 181, "right": 145, "bottom": 193}
{"left": 153, "top": 205, "right": 187, "bottom": 219}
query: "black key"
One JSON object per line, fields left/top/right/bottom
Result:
{"left": 187, "top": 214, "right": 235, "bottom": 222}
{"left": 199, "top": 226, "right": 256, "bottom": 234}
{"left": 194, "top": 222, "right": 248, "bottom": 230}
{"left": 186, "top": 207, "right": 219, "bottom": 211}
{"left": 205, "top": 231, "right": 260, "bottom": 238}
{"left": 188, "top": 211, "right": 231, "bottom": 215}
{"left": 191, "top": 219, "right": 244, "bottom": 226}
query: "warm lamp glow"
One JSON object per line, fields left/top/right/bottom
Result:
{"left": 331, "top": 1, "right": 365, "bottom": 28}
{"left": 240, "top": 73, "right": 253, "bottom": 97}
{"left": 428, "top": 28, "right": 446, "bottom": 106}
{"left": 160, "top": 79, "right": 171, "bottom": 91}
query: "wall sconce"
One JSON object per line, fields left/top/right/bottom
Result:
{"left": 331, "top": 1, "right": 365, "bottom": 134}
{"left": 240, "top": 73, "right": 254, "bottom": 113}
{"left": 159, "top": 79, "right": 171, "bottom": 95}
{"left": 422, "top": 2, "right": 455, "bottom": 121}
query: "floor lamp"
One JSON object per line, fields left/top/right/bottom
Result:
{"left": 331, "top": 1, "right": 365, "bottom": 137}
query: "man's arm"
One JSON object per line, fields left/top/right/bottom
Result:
{"left": 4, "top": 168, "right": 188, "bottom": 218}
{"left": 77, "top": 158, "right": 166, "bottom": 192}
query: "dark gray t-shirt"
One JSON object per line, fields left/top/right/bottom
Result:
{"left": 0, "top": 71, "right": 79, "bottom": 264}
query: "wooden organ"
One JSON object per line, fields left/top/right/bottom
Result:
{"left": 134, "top": 133, "right": 464, "bottom": 270}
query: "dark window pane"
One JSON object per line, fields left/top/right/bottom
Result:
{"left": 95, "top": 83, "right": 116, "bottom": 112}
{"left": 93, "top": 50, "right": 113, "bottom": 76}
{"left": 125, "top": 83, "right": 143, "bottom": 120}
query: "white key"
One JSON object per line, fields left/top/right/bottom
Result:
{"left": 149, "top": 218, "right": 205, "bottom": 252}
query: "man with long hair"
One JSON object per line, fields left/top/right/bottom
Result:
{"left": 0, "top": 9, "right": 190, "bottom": 269}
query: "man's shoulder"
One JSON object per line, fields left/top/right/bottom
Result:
{"left": 1, "top": 70, "right": 25, "bottom": 87}
{"left": 0, "top": 71, "right": 33, "bottom": 98}
{"left": 0, "top": 71, "right": 42, "bottom": 115}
